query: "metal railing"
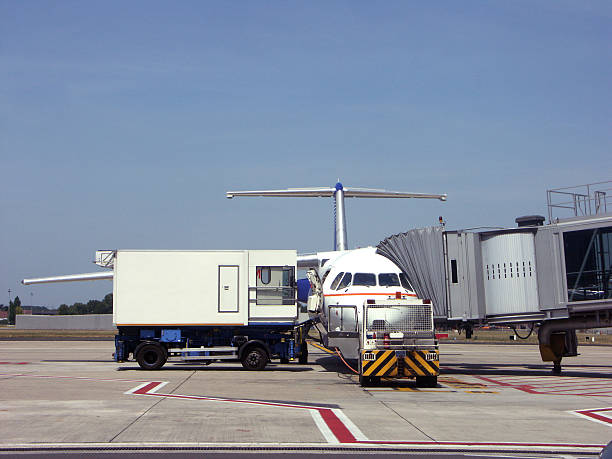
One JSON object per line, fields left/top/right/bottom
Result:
{"left": 547, "top": 181, "right": 611, "bottom": 222}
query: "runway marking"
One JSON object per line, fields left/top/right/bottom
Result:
{"left": 127, "top": 379, "right": 366, "bottom": 443}
{"left": 0, "top": 372, "right": 606, "bottom": 451}
{"left": 571, "top": 407, "right": 612, "bottom": 427}
{"left": 476, "top": 375, "right": 612, "bottom": 397}
{"left": 0, "top": 362, "right": 29, "bottom": 365}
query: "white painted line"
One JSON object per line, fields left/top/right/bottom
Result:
{"left": 570, "top": 409, "right": 612, "bottom": 428}
{"left": 332, "top": 408, "right": 368, "bottom": 441}
{"left": 310, "top": 410, "right": 339, "bottom": 444}
{"left": 124, "top": 382, "right": 153, "bottom": 395}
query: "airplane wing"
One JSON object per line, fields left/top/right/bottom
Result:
{"left": 22, "top": 272, "right": 113, "bottom": 285}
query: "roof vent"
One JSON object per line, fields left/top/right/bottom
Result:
{"left": 515, "top": 215, "right": 545, "bottom": 227}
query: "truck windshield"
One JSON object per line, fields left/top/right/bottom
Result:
{"left": 353, "top": 273, "right": 376, "bottom": 286}
{"left": 378, "top": 273, "right": 400, "bottom": 287}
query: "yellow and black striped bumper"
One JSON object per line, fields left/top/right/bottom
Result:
{"left": 361, "top": 349, "right": 439, "bottom": 378}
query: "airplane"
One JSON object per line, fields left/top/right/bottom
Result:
{"left": 226, "top": 181, "right": 447, "bottom": 359}
{"left": 23, "top": 181, "right": 446, "bottom": 362}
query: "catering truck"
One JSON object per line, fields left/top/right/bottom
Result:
{"left": 106, "top": 249, "right": 309, "bottom": 370}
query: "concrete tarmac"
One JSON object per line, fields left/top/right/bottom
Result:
{"left": 0, "top": 341, "right": 610, "bottom": 456}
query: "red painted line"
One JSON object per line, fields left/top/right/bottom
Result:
{"left": 475, "top": 376, "right": 518, "bottom": 387}
{"left": 319, "top": 409, "right": 356, "bottom": 443}
{"left": 575, "top": 410, "right": 612, "bottom": 425}
{"left": 529, "top": 381, "right": 612, "bottom": 389}
{"left": 478, "top": 375, "right": 612, "bottom": 397}
{"left": 143, "top": 390, "right": 320, "bottom": 410}
{"left": 0, "top": 362, "right": 29, "bottom": 365}
{"left": 578, "top": 407, "right": 612, "bottom": 413}
{"left": 133, "top": 382, "right": 164, "bottom": 395}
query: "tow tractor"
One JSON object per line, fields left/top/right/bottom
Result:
{"left": 358, "top": 296, "right": 439, "bottom": 387}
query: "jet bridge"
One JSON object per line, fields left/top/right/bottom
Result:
{"left": 377, "top": 181, "right": 612, "bottom": 373}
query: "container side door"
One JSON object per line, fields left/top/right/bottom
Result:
{"left": 218, "top": 265, "right": 239, "bottom": 312}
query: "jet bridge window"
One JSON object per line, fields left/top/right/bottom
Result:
{"left": 563, "top": 226, "right": 612, "bottom": 302}
{"left": 378, "top": 273, "right": 400, "bottom": 287}
{"left": 256, "top": 266, "right": 295, "bottom": 305}
{"left": 353, "top": 273, "right": 376, "bottom": 286}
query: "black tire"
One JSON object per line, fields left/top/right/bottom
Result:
{"left": 298, "top": 343, "right": 308, "bottom": 364}
{"left": 241, "top": 346, "right": 268, "bottom": 371}
{"left": 279, "top": 357, "right": 289, "bottom": 364}
{"left": 416, "top": 375, "right": 438, "bottom": 388}
{"left": 135, "top": 343, "right": 167, "bottom": 370}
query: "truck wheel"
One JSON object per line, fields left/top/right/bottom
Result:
{"left": 298, "top": 343, "right": 308, "bottom": 364}
{"left": 136, "top": 343, "right": 167, "bottom": 370}
{"left": 416, "top": 376, "right": 437, "bottom": 388}
{"left": 241, "top": 346, "right": 268, "bottom": 371}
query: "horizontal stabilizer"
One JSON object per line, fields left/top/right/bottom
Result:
{"left": 227, "top": 188, "right": 335, "bottom": 198}
{"left": 22, "top": 271, "right": 113, "bottom": 285}
{"left": 227, "top": 187, "right": 446, "bottom": 201}
{"left": 343, "top": 188, "right": 447, "bottom": 201}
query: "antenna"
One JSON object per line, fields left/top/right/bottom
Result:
{"left": 227, "top": 182, "right": 447, "bottom": 251}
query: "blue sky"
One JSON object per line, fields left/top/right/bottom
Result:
{"left": 1, "top": 1, "right": 611, "bottom": 307}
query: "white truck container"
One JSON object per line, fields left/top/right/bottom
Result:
{"left": 108, "top": 249, "right": 310, "bottom": 370}
{"left": 113, "top": 250, "right": 298, "bottom": 327}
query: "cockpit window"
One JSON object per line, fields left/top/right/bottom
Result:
{"left": 330, "top": 272, "right": 344, "bottom": 290}
{"left": 378, "top": 273, "right": 400, "bottom": 287}
{"left": 337, "top": 273, "right": 352, "bottom": 290}
{"left": 353, "top": 273, "right": 376, "bottom": 286}
{"left": 399, "top": 273, "right": 413, "bottom": 290}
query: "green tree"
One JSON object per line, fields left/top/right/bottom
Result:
{"left": 8, "top": 296, "right": 22, "bottom": 325}
{"left": 56, "top": 293, "right": 112, "bottom": 315}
